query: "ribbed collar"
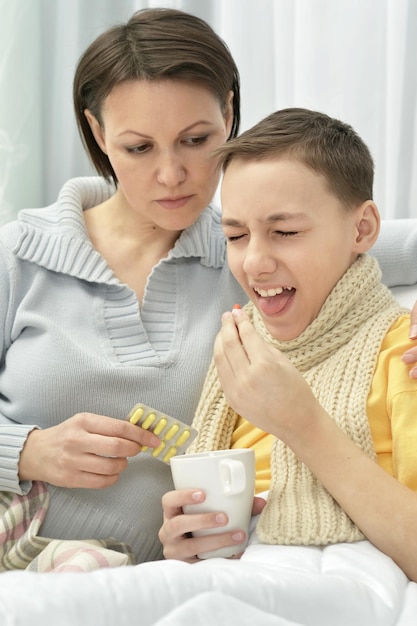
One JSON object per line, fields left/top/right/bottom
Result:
{"left": 12, "top": 177, "right": 226, "bottom": 284}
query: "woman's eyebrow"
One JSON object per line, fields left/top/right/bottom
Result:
{"left": 118, "top": 121, "right": 214, "bottom": 139}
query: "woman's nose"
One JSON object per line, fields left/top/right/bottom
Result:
{"left": 156, "top": 152, "right": 186, "bottom": 186}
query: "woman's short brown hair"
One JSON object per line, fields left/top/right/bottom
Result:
{"left": 73, "top": 8, "right": 240, "bottom": 183}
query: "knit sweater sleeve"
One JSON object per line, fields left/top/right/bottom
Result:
{"left": 371, "top": 219, "right": 417, "bottom": 287}
{"left": 0, "top": 233, "right": 37, "bottom": 495}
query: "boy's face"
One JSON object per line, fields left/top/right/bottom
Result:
{"left": 221, "top": 157, "right": 363, "bottom": 340}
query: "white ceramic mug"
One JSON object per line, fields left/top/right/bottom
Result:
{"left": 170, "top": 448, "right": 255, "bottom": 559}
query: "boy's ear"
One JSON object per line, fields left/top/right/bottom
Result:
{"left": 84, "top": 109, "right": 107, "bottom": 154}
{"left": 353, "top": 201, "right": 380, "bottom": 252}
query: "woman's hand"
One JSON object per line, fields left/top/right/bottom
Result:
{"left": 159, "top": 489, "right": 266, "bottom": 562}
{"left": 402, "top": 300, "right": 417, "bottom": 378}
{"left": 18, "top": 412, "right": 160, "bottom": 489}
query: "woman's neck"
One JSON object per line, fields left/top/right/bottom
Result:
{"left": 83, "top": 191, "right": 182, "bottom": 301}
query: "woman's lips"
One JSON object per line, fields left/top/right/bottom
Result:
{"left": 156, "top": 195, "right": 193, "bottom": 210}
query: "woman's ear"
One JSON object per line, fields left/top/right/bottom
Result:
{"left": 353, "top": 201, "right": 380, "bottom": 252}
{"left": 84, "top": 109, "right": 107, "bottom": 153}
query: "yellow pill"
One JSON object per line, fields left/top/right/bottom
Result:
{"left": 129, "top": 407, "right": 144, "bottom": 425}
{"left": 163, "top": 447, "right": 177, "bottom": 463}
{"left": 153, "top": 418, "right": 168, "bottom": 435}
{"left": 141, "top": 446, "right": 148, "bottom": 453}
{"left": 164, "top": 424, "right": 180, "bottom": 441}
{"left": 141, "top": 413, "right": 157, "bottom": 430}
{"left": 176, "top": 429, "right": 192, "bottom": 446}
{"left": 152, "top": 441, "right": 166, "bottom": 457}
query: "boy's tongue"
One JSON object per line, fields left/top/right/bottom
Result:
{"left": 257, "top": 289, "right": 295, "bottom": 316}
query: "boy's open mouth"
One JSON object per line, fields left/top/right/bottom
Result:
{"left": 253, "top": 286, "right": 295, "bottom": 315}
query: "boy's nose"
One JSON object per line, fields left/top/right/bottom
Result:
{"left": 243, "top": 242, "right": 277, "bottom": 276}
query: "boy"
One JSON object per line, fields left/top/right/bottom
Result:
{"left": 159, "top": 108, "right": 417, "bottom": 581}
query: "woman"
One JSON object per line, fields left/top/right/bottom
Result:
{"left": 0, "top": 8, "right": 246, "bottom": 564}
{"left": 0, "top": 8, "right": 416, "bottom": 566}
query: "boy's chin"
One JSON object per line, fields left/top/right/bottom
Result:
{"left": 256, "top": 311, "right": 308, "bottom": 342}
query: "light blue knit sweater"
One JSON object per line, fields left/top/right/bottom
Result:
{"left": 0, "top": 177, "right": 247, "bottom": 562}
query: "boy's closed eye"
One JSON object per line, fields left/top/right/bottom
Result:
{"left": 274, "top": 230, "right": 299, "bottom": 237}
{"left": 225, "top": 230, "right": 299, "bottom": 242}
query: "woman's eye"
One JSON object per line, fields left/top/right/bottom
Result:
{"left": 126, "top": 144, "right": 151, "bottom": 154}
{"left": 183, "top": 135, "right": 209, "bottom": 146}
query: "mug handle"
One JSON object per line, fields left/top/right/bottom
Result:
{"left": 219, "top": 459, "right": 246, "bottom": 495}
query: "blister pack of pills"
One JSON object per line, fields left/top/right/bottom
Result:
{"left": 126, "top": 403, "right": 198, "bottom": 464}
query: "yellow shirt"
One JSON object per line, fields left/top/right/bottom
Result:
{"left": 231, "top": 315, "right": 417, "bottom": 494}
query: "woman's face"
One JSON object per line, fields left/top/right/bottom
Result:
{"left": 86, "top": 79, "right": 233, "bottom": 231}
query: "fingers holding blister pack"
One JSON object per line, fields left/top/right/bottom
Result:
{"left": 127, "top": 404, "right": 198, "bottom": 464}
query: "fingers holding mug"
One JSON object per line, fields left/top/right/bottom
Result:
{"left": 169, "top": 449, "right": 255, "bottom": 559}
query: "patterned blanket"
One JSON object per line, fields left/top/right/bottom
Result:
{"left": 0, "top": 481, "right": 134, "bottom": 572}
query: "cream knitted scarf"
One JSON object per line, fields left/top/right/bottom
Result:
{"left": 189, "top": 255, "right": 408, "bottom": 545}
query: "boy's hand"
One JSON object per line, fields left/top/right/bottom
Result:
{"left": 401, "top": 299, "right": 417, "bottom": 379}
{"left": 214, "top": 308, "right": 322, "bottom": 441}
{"left": 159, "top": 489, "right": 265, "bottom": 562}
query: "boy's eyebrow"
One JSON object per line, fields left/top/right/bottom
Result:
{"left": 221, "top": 212, "right": 308, "bottom": 227}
